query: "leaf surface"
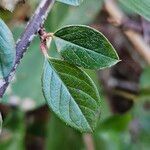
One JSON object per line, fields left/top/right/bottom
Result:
{"left": 42, "top": 58, "right": 101, "bottom": 132}
{"left": 53, "top": 25, "right": 119, "bottom": 69}
{"left": 0, "top": 19, "right": 15, "bottom": 78}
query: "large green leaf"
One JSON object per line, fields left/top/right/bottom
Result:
{"left": 56, "top": 0, "right": 83, "bottom": 6}
{"left": 42, "top": 58, "right": 101, "bottom": 132}
{"left": 53, "top": 25, "right": 119, "bottom": 69}
{"left": 118, "top": 0, "right": 150, "bottom": 21}
{"left": 0, "top": 9, "right": 12, "bottom": 21}
{"left": 0, "top": 18, "right": 15, "bottom": 78}
{"left": 2, "top": 26, "right": 59, "bottom": 109}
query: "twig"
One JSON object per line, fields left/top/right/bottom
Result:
{"left": 105, "top": 0, "right": 150, "bottom": 64}
{"left": 38, "top": 27, "right": 52, "bottom": 57}
{"left": 124, "top": 29, "right": 150, "bottom": 64}
{"left": 0, "top": 0, "right": 55, "bottom": 98}
{"left": 122, "top": 20, "right": 143, "bottom": 33}
{"left": 83, "top": 134, "right": 95, "bottom": 150}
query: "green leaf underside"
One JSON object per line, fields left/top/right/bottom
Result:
{"left": 56, "top": 0, "right": 83, "bottom": 6}
{"left": 119, "top": 0, "right": 150, "bottom": 21}
{"left": 42, "top": 58, "right": 100, "bottom": 132}
{"left": 0, "top": 19, "right": 15, "bottom": 78}
{"left": 53, "top": 25, "right": 119, "bottom": 69}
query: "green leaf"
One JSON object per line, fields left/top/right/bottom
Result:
{"left": 2, "top": 26, "right": 45, "bottom": 108}
{"left": 2, "top": 26, "right": 58, "bottom": 109}
{"left": 0, "top": 9, "right": 12, "bottom": 21}
{"left": 0, "top": 19, "right": 15, "bottom": 78}
{"left": 56, "top": 0, "right": 83, "bottom": 6}
{"left": 42, "top": 58, "right": 101, "bottom": 132}
{"left": 118, "top": 0, "right": 150, "bottom": 21}
{"left": 53, "top": 25, "right": 119, "bottom": 69}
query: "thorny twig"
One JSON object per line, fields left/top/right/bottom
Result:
{"left": 0, "top": 0, "right": 55, "bottom": 98}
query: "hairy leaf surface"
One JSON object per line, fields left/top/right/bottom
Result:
{"left": 0, "top": 19, "right": 15, "bottom": 78}
{"left": 42, "top": 58, "right": 101, "bottom": 132}
{"left": 119, "top": 0, "right": 150, "bottom": 21}
{"left": 53, "top": 25, "right": 119, "bottom": 69}
{"left": 56, "top": 0, "right": 83, "bottom": 6}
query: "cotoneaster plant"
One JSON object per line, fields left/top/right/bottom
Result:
{"left": 0, "top": 0, "right": 120, "bottom": 132}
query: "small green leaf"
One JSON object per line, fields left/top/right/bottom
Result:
{"left": 119, "top": 0, "right": 150, "bottom": 21}
{"left": 42, "top": 58, "right": 101, "bottom": 132}
{"left": 53, "top": 25, "right": 119, "bottom": 69}
{"left": 0, "top": 18, "right": 15, "bottom": 78}
{"left": 56, "top": 0, "right": 83, "bottom": 6}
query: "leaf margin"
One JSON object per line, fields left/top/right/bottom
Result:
{"left": 42, "top": 57, "right": 101, "bottom": 132}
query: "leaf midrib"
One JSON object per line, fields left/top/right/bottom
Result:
{"left": 58, "top": 71, "right": 99, "bottom": 103}
{"left": 48, "top": 60, "right": 93, "bottom": 131}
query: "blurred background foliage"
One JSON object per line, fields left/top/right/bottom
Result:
{"left": 0, "top": 0, "right": 150, "bottom": 150}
